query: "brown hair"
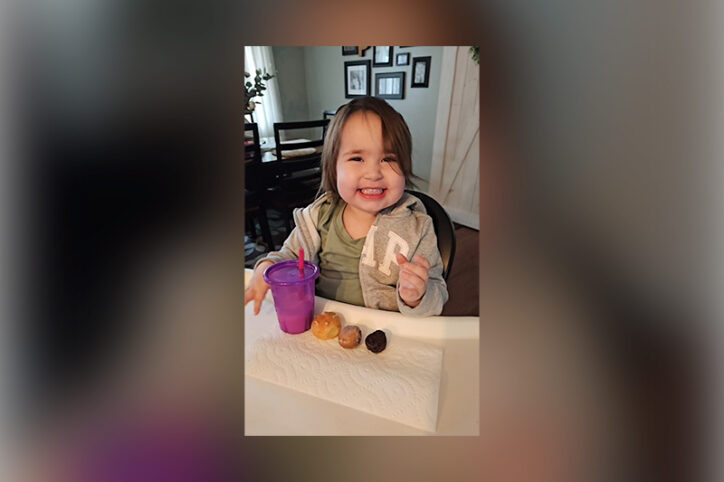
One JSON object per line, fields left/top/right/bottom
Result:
{"left": 319, "top": 97, "right": 416, "bottom": 196}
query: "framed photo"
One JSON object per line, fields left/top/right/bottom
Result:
{"left": 374, "top": 71, "right": 405, "bottom": 100}
{"left": 342, "top": 46, "right": 358, "bottom": 56}
{"left": 411, "top": 56, "right": 431, "bottom": 88}
{"left": 373, "top": 46, "right": 393, "bottom": 67}
{"left": 344, "top": 60, "right": 371, "bottom": 98}
{"left": 396, "top": 52, "right": 410, "bottom": 66}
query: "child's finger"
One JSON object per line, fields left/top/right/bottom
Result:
{"left": 398, "top": 253, "right": 428, "bottom": 303}
{"left": 253, "top": 295, "right": 262, "bottom": 315}
{"left": 399, "top": 269, "right": 426, "bottom": 293}
{"left": 399, "top": 282, "right": 424, "bottom": 303}
{"left": 401, "top": 261, "right": 429, "bottom": 281}
{"left": 400, "top": 265, "right": 427, "bottom": 285}
{"left": 411, "top": 255, "right": 430, "bottom": 270}
{"left": 244, "top": 288, "right": 254, "bottom": 306}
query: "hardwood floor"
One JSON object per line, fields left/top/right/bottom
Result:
{"left": 442, "top": 224, "right": 479, "bottom": 316}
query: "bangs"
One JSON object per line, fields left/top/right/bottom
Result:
{"left": 382, "top": 132, "right": 396, "bottom": 156}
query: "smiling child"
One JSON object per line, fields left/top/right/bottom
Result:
{"left": 244, "top": 97, "right": 448, "bottom": 317}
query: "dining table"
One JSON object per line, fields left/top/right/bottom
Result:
{"left": 244, "top": 269, "right": 480, "bottom": 435}
{"left": 258, "top": 137, "right": 320, "bottom": 163}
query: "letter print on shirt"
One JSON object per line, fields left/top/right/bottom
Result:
{"left": 378, "top": 231, "right": 409, "bottom": 276}
{"left": 361, "top": 225, "right": 378, "bottom": 268}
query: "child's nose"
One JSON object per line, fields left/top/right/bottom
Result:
{"left": 363, "top": 161, "right": 383, "bottom": 179}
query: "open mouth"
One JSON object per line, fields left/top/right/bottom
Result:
{"left": 358, "top": 188, "right": 386, "bottom": 199}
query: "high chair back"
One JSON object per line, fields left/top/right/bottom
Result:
{"left": 405, "top": 190, "right": 456, "bottom": 281}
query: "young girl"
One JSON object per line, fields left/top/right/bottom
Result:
{"left": 244, "top": 97, "right": 448, "bottom": 317}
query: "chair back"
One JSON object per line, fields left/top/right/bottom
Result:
{"left": 244, "top": 122, "right": 274, "bottom": 249}
{"left": 273, "top": 119, "right": 329, "bottom": 160}
{"left": 322, "top": 110, "right": 336, "bottom": 137}
{"left": 244, "top": 122, "right": 261, "bottom": 164}
{"left": 271, "top": 119, "right": 329, "bottom": 191}
{"left": 244, "top": 122, "right": 268, "bottom": 190}
{"left": 405, "top": 190, "right": 456, "bottom": 280}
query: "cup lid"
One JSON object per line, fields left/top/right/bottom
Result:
{"left": 263, "top": 260, "right": 319, "bottom": 286}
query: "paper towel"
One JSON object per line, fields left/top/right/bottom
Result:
{"left": 245, "top": 330, "right": 444, "bottom": 432}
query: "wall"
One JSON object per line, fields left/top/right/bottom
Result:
{"left": 275, "top": 46, "right": 443, "bottom": 192}
{"left": 271, "top": 47, "right": 310, "bottom": 123}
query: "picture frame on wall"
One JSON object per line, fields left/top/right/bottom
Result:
{"left": 396, "top": 52, "right": 410, "bottom": 66}
{"left": 374, "top": 71, "right": 405, "bottom": 100}
{"left": 373, "top": 46, "right": 393, "bottom": 67}
{"left": 344, "top": 60, "right": 371, "bottom": 98}
{"left": 411, "top": 56, "right": 431, "bottom": 88}
{"left": 342, "top": 46, "right": 358, "bottom": 56}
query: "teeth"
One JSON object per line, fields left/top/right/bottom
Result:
{"left": 361, "top": 188, "right": 384, "bottom": 194}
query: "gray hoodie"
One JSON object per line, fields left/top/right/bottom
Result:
{"left": 256, "top": 192, "right": 448, "bottom": 317}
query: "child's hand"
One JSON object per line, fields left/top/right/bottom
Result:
{"left": 396, "top": 253, "right": 430, "bottom": 308}
{"left": 244, "top": 260, "right": 274, "bottom": 315}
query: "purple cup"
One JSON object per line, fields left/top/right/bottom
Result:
{"left": 263, "top": 260, "right": 319, "bottom": 334}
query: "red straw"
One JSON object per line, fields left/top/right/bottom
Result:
{"left": 298, "top": 248, "right": 304, "bottom": 278}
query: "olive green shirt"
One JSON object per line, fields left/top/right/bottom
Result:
{"left": 316, "top": 199, "right": 366, "bottom": 306}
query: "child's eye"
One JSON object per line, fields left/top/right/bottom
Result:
{"left": 382, "top": 157, "right": 397, "bottom": 163}
{"left": 349, "top": 157, "right": 363, "bottom": 162}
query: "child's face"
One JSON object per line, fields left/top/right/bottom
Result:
{"left": 335, "top": 111, "right": 405, "bottom": 216}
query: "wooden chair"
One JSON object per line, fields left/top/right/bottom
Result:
{"left": 322, "top": 110, "right": 336, "bottom": 137}
{"left": 244, "top": 122, "right": 274, "bottom": 250}
{"left": 405, "top": 190, "right": 456, "bottom": 280}
{"left": 265, "top": 119, "right": 329, "bottom": 237}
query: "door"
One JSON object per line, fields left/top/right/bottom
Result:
{"left": 429, "top": 46, "right": 480, "bottom": 229}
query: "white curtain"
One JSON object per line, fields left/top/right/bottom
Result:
{"left": 244, "top": 46, "right": 283, "bottom": 138}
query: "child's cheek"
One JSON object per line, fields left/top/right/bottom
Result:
{"left": 336, "top": 177, "right": 354, "bottom": 204}
{"left": 335, "top": 164, "right": 352, "bottom": 201}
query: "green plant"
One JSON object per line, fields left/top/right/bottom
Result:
{"left": 244, "top": 68, "right": 276, "bottom": 116}
{"left": 469, "top": 46, "right": 479, "bottom": 65}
